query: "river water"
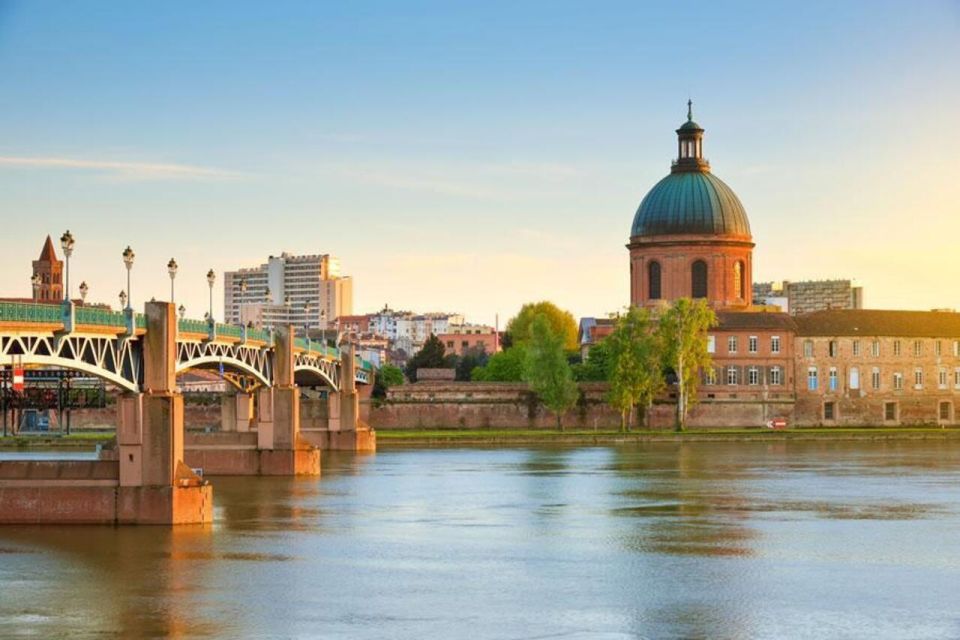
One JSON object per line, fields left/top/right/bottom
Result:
{"left": 2, "top": 441, "right": 960, "bottom": 639}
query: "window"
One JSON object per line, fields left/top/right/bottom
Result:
{"left": 734, "top": 261, "right": 745, "bottom": 299}
{"left": 771, "top": 366, "right": 782, "bottom": 386}
{"left": 871, "top": 367, "right": 881, "bottom": 390}
{"left": 871, "top": 340, "right": 880, "bottom": 357}
{"left": 461, "top": 341, "right": 469, "bottom": 349}
{"left": 893, "top": 373, "right": 903, "bottom": 390}
{"left": 691, "top": 260, "right": 708, "bottom": 299}
{"left": 914, "top": 368, "right": 924, "bottom": 389}
{"left": 828, "top": 340, "right": 838, "bottom": 357}
{"left": 648, "top": 261, "right": 662, "bottom": 300}
{"left": 707, "top": 335, "right": 716, "bottom": 354}
{"left": 771, "top": 336, "right": 781, "bottom": 354}
{"left": 446, "top": 341, "right": 454, "bottom": 348}
{"left": 885, "top": 402, "right": 898, "bottom": 422}
{"left": 807, "top": 367, "right": 818, "bottom": 391}
{"left": 936, "top": 340, "right": 942, "bottom": 357}
{"left": 850, "top": 367, "right": 860, "bottom": 390}
{"left": 852, "top": 340, "right": 860, "bottom": 357}
{"left": 955, "top": 341, "right": 960, "bottom": 357}
{"left": 705, "top": 368, "right": 717, "bottom": 385}
{"left": 824, "top": 401, "right": 836, "bottom": 421}
{"left": 726, "top": 366, "right": 739, "bottom": 385}
{"left": 829, "top": 367, "right": 839, "bottom": 391}
{"left": 940, "top": 402, "right": 952, "bottom": 421}
{"left": 893, "top": 340, "right": 901, "bottom": 356}
{"left": 913, "top": 340, "right": 923, "bottom": 357}
{"left": 748, "top": 336, "right": 758, "bottom": 353}
{"left": 748, "top": 366, "right": 760, "bottom": 385}
{"left": 728, "top": 336, "right": 738, "bottom": 353}
{"left": 955, "top": 368, "right": 960, "bottom": 388}
{"left": 803, "top": 340, "right": 814, "bottom": 357}
{"left": 939, "top": 368, "right": 948, "bottom": 389}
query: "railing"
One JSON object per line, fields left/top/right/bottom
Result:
{"left": 76, "top": 306, "right": 127, "bottom": 328}
{"left": 247, "top": 327, "right": 271, "bottom": 343}
{"left": 0, "top": 301, "right": 62, "bottom": 324}
{"left": 178, "top": 318, "right": 208, "bottom": 334}
{"left": 216, "top": 323, "right": 243, "bottom": 339}
{"left": 135, "top": 314, "right": 147, "bottom": 329}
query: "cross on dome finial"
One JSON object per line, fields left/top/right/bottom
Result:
{"left": 687, "top": 99, "right": 693, "bottom": 122}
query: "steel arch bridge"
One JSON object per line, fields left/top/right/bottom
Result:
{"left": 0, "top": 302, "right": 371, "bottom": 393}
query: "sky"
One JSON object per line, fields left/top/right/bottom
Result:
{"left": 0, "top": 1, "right": 958, "bottom": 326}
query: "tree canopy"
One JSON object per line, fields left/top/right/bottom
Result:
{"left": 404, "top": 334, "right": 447, "bottom": 381}
{"left": 507, "top": 301, "right": 578, "bottom": 352}
{"left": 523, "top": 315, "right": 579, "bottom": 430}
{"left": 605, "top": 306, "right": 664, "bottom": 430}
{"left": 656, "top": 298, "right": 717, "bottom": 431}
{"left": 373, "top": 364, "right": 405, "bottom": 399}
{"left": 471, "top": 345, "right": 526, "bottom": 382}
{"left": 573, "top": 339, "right": 611, "bottom": 382}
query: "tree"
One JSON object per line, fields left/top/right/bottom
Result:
{"left": 523, "top": 315, "right": 579, "bottom": 430}
{"left": 605, "top": 307, "right": 664, "bottom": 431}
{"left": 404, "top": 334, "right": 447, "bottom": 381}
{"left": 507, "top": 301, "right": 578, "bottom": 352}
{"left": 656, "top": 298, "right": 717, "bottom": 431}
{"left": 455, "top": 346, "right": 489, "bottom": 381}
{"left": 471, "top": 346, "right": 527, "bottom": 381}
{"left": 373, "top": 364, "right": 405, "bottom": 399}
{"left": 573, "top": 339, "right": 611, "bottom": 382}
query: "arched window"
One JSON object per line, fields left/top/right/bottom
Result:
{"left": 648, "top": 261, "right": 662, "bottom": 300}
{"left": 733, "top": 261, "right": 744, "bottom": 299}
{"left": 691, "top": 260, "right": 708, "bottom": 299}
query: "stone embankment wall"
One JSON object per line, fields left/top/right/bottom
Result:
{"left": 23, "top": 404, "right": 221, "bottom": 431}
{"left": 369, "top": 382, "right": 796, "bottom": 430}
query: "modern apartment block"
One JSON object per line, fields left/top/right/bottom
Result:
{"left": 753, "top": 279, "right": 863, "bottom": 316}
{"left": 223, "top": 253, "right": 353, "bottom": 330}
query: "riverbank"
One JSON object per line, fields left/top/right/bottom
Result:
{"left": 0, "top": 432, "right": 114, "bottom": 450}
{"left": 376, "top": 427, "right": 960, "bottom": 447}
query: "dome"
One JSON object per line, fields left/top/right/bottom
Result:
{"left": 630, "top": 170, "right": 751, "bottom": 237}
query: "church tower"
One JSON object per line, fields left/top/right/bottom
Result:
{"left": 32, "top": 235, "right": 63, "bottom": 302}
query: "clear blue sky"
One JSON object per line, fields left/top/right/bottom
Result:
{"left": 1, "top": 1, "right": 958, "bottom": 324}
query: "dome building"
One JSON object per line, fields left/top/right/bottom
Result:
{"left": 628, "top": 102, "right": 754, "bottom": 310}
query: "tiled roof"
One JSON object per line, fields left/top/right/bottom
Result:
{"left": 794, "top": 309, "right": 960, "bottom": 338}
{"left": 715, "top": 311, "right": 797, "bottom": 331}
{"left": 38, "top": 235, "right": 59, "bottom": 262}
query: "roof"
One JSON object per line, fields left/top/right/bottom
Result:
{"left": 38, "top": 235, "right": 59, "bottom": 262}
{"left": 631, "top": 171, "right": 751, "bottom": 237}
{"left": 716, "top": 311, "right": 797, "bottom": 332}
{"left": 795, "top": 309, "right": 960, "bottom": 338}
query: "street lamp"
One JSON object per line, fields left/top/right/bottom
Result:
{"left": 122, "top": 246, "right": 135, "bottom": 310}
{"left": 178, "top": 304, "right": 186, "bottom": 320}
{"left": 118, "top": 290, "right": 127, "bottom": 310}
{"left": 31, "top": 274, "right": 42, "bottom": 301}
{"left": 206, "top": 269, "right": 216, "bottom": 323}
{"left": 60, "top": 230, "right": 75, "bottom": 302}
{"left": 167, "top": 258, "right": 178, "bottom": 302}
{"left": 79, "top": 281, "right": 88, "bottom": 304}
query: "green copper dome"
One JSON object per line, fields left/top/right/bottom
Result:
{"left": 630, "top": 170, "right": 751, "bottom": 237}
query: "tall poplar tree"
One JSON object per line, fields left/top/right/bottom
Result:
{"left": 605, "top": 307, "right": 664, "bottom": 431}
{"left": 657, "top": 298, "right": 717, "bottom": 431}
{"left": 523, "top": 315, "right": 579, "bottom": 431}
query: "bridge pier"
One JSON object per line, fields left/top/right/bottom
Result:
{"left": 0, "top": 301, "right": 212, "bottom": 525}
{"left": 220, "top": 392, "right": 253, "bottom": 432}
{"left": 300, "top": 344, "right": 376, "bottom": 452}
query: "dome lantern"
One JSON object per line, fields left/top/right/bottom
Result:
{"left": 673, "top": 99, "right": 709, "bottom": 172}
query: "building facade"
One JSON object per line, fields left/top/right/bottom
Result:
{"left": 754, "top": 279, "right": 864, "bottom": 315}
{"left": 223, "top": 253, "right": 352, "bottom": 330}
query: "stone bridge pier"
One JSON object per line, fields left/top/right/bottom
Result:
{"left": 299, "top": 343, "right": 376, "bottom": 453}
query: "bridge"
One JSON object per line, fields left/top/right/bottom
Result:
{"left": 0, "top": 300, "right": 377, "bottom": 526}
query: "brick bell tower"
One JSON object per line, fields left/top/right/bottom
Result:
{"left": 32, "top": 235, "right": 63, "bottom": 302}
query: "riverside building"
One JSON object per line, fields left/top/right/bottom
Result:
{"left": 616, "top": 103, "right": 960, "bottom": 427}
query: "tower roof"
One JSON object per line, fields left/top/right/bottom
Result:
{"left": 38, "top": 235, "right": 59, "bottom": 262}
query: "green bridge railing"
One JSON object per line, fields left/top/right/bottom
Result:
{"left": 0, "top": 301, "right": 62, "bottom": 323}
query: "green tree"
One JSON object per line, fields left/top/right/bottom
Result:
{"left": 471, "top": 345, "right": 527, "bottom": 381}
{"left": 404, "top": 334, "right": 447, "bottom": 381}
{"left": 523, "top": 315, "right": 579, "bottom": 430}
{"left": 656, "top": 298, "right": 717, "bottom": 431}
{"left": 455, "top": 346, "right": 490, "bottom": 381}
{"left": 373, "top": 364, "right": 405, "bottom": 399}
{"left": 605, "top": 307, "right": 664, "bottom": 431}
{"left": 573, "top": 339, "right": 611, "bottom": 381}
{"left": 507, "top": 301, "right": 578, "bottom": 352}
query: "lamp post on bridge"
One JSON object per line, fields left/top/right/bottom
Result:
{"left": 79, "top": 281, "right": 88, "bottom": 304}
{"left": 167, "top": 258, "right": 178, "bottom": 302}
{"left": 31, "top": 274, "right": 42, "bottom": 301}
{"left": 59, "top": 230, "right": 74, "bottom": 302}
{"left": 206, "top": 269, "right": 216, "bottom": 324}
{"left": 119, "top": 290, "right": 127, "bottom": 310}
{"left": 122, "top": 246, "right": 135, "bottom": 310}
{"left": 178, "top": 305, "right": 186, "bottom": 321}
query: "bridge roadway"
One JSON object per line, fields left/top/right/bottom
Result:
{"left": 0, "top": 301, "right": 376, "bottom": 525}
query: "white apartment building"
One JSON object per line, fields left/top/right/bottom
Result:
{"left": 367, "top": 306, "right": 465, "bottom": 348}
{"left": 224, "top": 253, "right": 353, "bottom": 330}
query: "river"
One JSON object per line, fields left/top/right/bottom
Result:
{"left": 2, "top": 441, "right": 960, "bottom": 639}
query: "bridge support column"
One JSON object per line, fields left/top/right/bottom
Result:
{"left": 301, "top": 344, "right": 376, "bottom": 452}
{"left": 117, "top": 302, "right": 212, "bottom": 524}
{"left": 220, "top": 392, "right": 253, "bottom": 432}
{"left": 257, "top": 326, "right": 319, "bottom": 475}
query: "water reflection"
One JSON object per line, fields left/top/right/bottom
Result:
{"left": 1, "top": 441, "right": 960, "bottom": 639}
